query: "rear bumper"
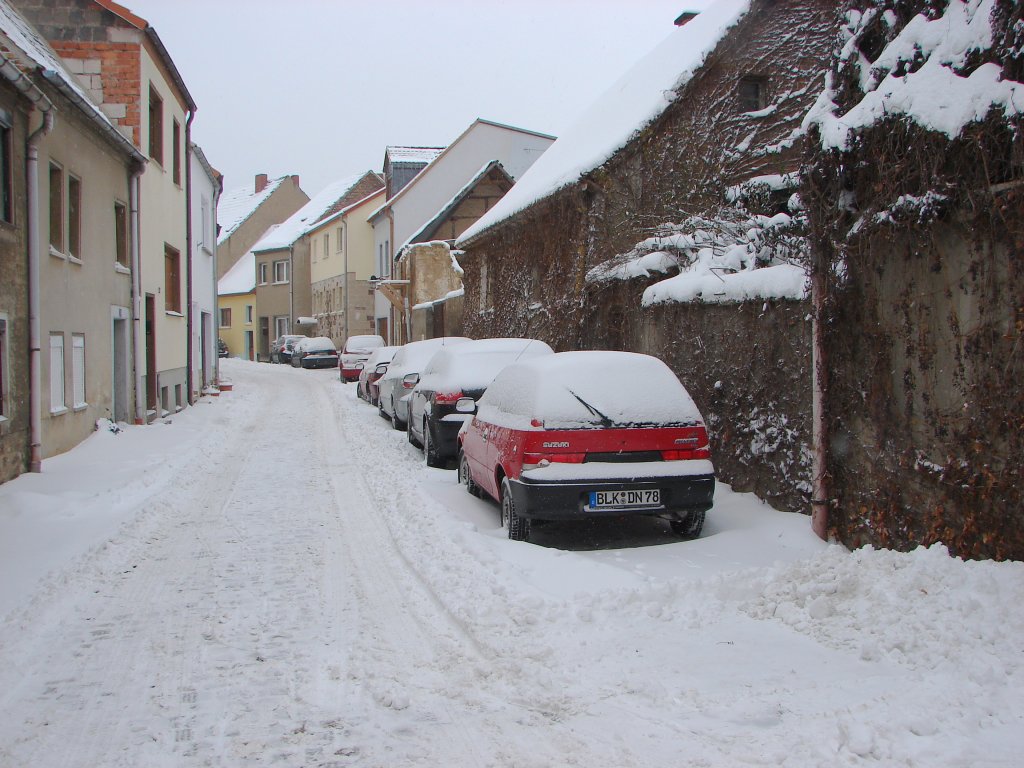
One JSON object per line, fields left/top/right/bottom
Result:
{"left": 302, "top": 356, "right": 338, "bottom": 369}
{"left": 507, "top": 473, "right": 715, "bottom": 521}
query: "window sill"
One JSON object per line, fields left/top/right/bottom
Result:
{"left": 272, "top": 280, "right": 289, "bottom": 286}
{"left": 50, "top": 407, "right": 68, "bottom": 416}
{"left": 73, "top": 403, "right": 88, "bottom": 413}
{"left": 67, "top": 254, "right": 83, "bottom": 266}
{"left": 49, "top": 246, "right": 66, "bottom": 260}
{"left": 0, "top": 415, "right": 9, "bottom": 436}
{"left": 114, "top": 263, "right": 131, "bottom": 275}
{"left": 165, "top": 310, "right": 184, "bottom": 318}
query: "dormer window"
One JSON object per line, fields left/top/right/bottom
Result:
{"left": 738, "top": 76, "right": 768, "bottom": 112}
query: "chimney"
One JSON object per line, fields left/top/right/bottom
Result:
{"left": 674, "top": 10, "right": 699, "bottom": 26}
{"left": 291, "top": 175, "right": 301, "bottom": 189}
{"left": 255, "top": 173, "right": 268, "bottom": 193}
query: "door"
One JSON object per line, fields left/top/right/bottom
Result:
{"left": 111, "top": 314, "right": 128, "bottom": 422}
{"left": 145, "top": 294, "right": 157, "bottom": 411}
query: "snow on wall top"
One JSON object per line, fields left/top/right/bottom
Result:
{"left": 252, "top": 173, "right": 367, "bottom": 252}
{"left": 457, "top": 0, "right": 752, "bottom": 245}
{"left": 216, "top": 176, "right": 288, "bottom": 246}
{"left": 804, "top": 0, "right": 1024, "bottom": 149}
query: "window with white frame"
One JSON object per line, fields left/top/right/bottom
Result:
{"left": 273, "top": 259, "right": 288, "bottom": 283}
{"left": 72, "top": 334, "right": 85, "bottom": 408}
{"left": 258, "top": 261, "right": 269, "bottom": 285}
{"left": 323, "top": 233, "right": 329, "bottom": 258}
{"left": 219, "top": 307, "right": 231, "bottom": 328}
{"left": 336, "top": 226, "right": 343, "bottom": 252}
{"left": 67, "top": 175, "right": 81, "bottom": 260}
{"left": 245, "top": 304, "right": 253, "bottom": 323}
{"left": 49, "top": 333, "right": 65, "bottom": 413}
{"left": 274, "top": 316, "right": 288, "bottom": 338}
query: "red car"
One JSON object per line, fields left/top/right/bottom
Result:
{"left": 339, "top": 334, "right": 386, "bottom": 382}
{"left": 457, "top": 351, "right": 715, "bottom": 542}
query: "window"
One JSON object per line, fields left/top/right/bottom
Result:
{"left": 336, "top": 227, "right": 343, "bottom": 252}
{"left": 148, "top": 85, "right": 163, "bottom": 164}
{"left": 172, "top": 119, "right": 181, "bottom": 185}
{"left": 245, "top": 305, "right": 253, "bottom": 323}
{"left": 67, "top": 175, "right": 81, "bottom": 260}
{"left": 72, "top": 334, "right": 85, "bottom": 408}
{"left": 49, "top": 333, "right": 65, "bottom": 413}
{"left": 49, "top": 163, "right": 63, "bottom": 251}
{"left": 0, "top": 109, "right": 12, "bottom": 223}
{"left": 114, "top": 202, "right": 128, "bottom": 267}
{"left": 164, "top": 245, "right": 181, "bottom": 312}
{"left": 274, "top": 316, "right": 288, "bottom": 338}
{"left": 258, "top": 262, "right": 269, "bottom": 285}
{"left": 0, "top": 315, "right": 8, "bottom": 418}
{"left": 219, "top": 307, "right": 231, "bottom": 328}
{"left": 738, "top": 76, "right": 767, "bottom": 112}
{"left": 273, "top": 259, "right": 288, "bottom": 283}
{"left": 323, "top": 233, "right": 329, "bottom": 258}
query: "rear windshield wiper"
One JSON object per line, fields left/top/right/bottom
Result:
{"left": 565, "top": 388, "right": 613, "bottom": 427}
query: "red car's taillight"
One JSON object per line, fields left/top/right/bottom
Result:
{"left": 660, "top": 430, "right": 710, "bottom": 460}
{"left": 434, "top": 390, "right": 464, "bottom": 405}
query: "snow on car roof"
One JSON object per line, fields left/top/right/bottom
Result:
{"left": 344, "top": 335, "right": 386, "bottom": 353}
{"left": 480, "top": 351, "right": 704, "bottom": 429}
{"left": 364, "top": 346, "right": 400, "bottom": 366}
{"left": 299, "top": 337, "right": 336, "bottom": 351}
{"left": 418, "top": 338, "right": 554, "bottom": 392}
{"left": 382, "top": 337, "right": 471, "bottom": 380}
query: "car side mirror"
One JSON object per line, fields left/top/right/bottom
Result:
{"left": 455, "top": 397, "right": 476, "bottom": 414}
{"left": 402, "top": 372, "right": 419, "bottom": 389}
{"left": 375, "top": 363, "right": 388, "bottom": 375}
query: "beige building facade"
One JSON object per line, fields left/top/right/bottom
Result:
{"left": 309, "top": 188, "right": 385, "bottom": 347}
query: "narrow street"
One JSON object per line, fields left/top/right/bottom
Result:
{"left": 0, "top": 361, "right": 1021, "bottom": 767}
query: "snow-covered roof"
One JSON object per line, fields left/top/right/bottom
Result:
{"left": 458, "top": 0, "right": 752, "bottom": 245}
{"left": 0, "top": 0, "right": 142, "bottom": 160}
{"left": 252, "top": 173, "right": 370, "bottom": 253}
{"left": 217, "top": 176, "right": 289, "bottom": 246}
{"left": 399, "top": 160, "right": 512, "bottom": 252}
{"left": 217, "top": 250, "right": 255, "bottom": 296}
{"left": 804, "top": 0, "right": 1024, "bottom": 148}
{"left": 387, "top": 146, "right": 445, "bottom": 165}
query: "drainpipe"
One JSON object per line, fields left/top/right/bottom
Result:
{"left": 26, "top": 108, "right": 54, "bottom": 473}
{"left": 343, "top": 221, "right": 349, "bottom": 343}
{"left": 212, "top": 174, "right": 222, "bottom": 384}
{"left": 810, "top": 255, "right": 830, "bottom": 540}
{"left": 185, "top": 110, "right": 195, "bottom": 405}
{"left": 130, "top": 165, "right": 145, "bottom": 424}
{"left": 288, "top": 244, "right": 294, "bottom": 333}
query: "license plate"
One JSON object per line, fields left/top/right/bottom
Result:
{"left": 589, "top": 489, "right": 661, "bottom": 509}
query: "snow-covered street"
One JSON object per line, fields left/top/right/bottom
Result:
{"left": 0, "top": 359, "right": 1021, "bottom": 767}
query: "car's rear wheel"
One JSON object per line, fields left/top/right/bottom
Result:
{"left": 424, "top": 421, "right": 443, "bottom": 467}
{"left": 670, "top": 509, "right": 705, "bottom": 539}
{"left": 500, "top": 478, "right": 530, "bottom": 542}
{"left": 459, "top": 451, "right": 482, "bottom": 497}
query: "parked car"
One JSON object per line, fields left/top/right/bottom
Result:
{"left": 340, "top": 334, "right": 386, "bottom": 382}
{"left": 377, "top": 337, "right": 470, "bottom": 430}
{"left": 217, "top": 338, "right": 229, "bottom": 358}
{"left": 271, "top": 334, "right": 305, "bottom": 364}
{"left": 291, "top": 336, "right": 339, "bottom": 369}
{"left": 357, "top": 346, "right": 399, "bottom": 404}
{"left": 407, "top": 338, "right": 554, "bottom": 467}
{"left": 457, "top": 351, "right": 715, "bottom": 542}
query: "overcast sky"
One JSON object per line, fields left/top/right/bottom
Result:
{"left": 118, "top": 0, "right": 704, "bottom": 199}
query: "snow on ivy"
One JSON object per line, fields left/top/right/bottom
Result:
{"left": 804, "top": 0, "right": 1024, "bottom": 148}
